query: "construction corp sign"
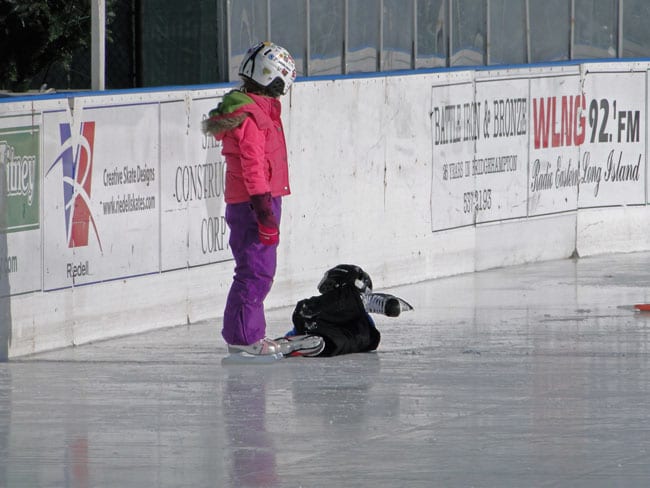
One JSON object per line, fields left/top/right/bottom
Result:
{"left": 0, "top": 126, "right": 40, "bottom": 233}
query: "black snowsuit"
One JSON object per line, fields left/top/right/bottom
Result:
{"left": 291, "top": 285, "right": 380, "bottom": 357}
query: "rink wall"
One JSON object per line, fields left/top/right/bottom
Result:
{"left": 1, "top": 60, "right": 650, "bottom": 357}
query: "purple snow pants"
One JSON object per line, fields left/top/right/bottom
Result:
{"left": 222, "top": 197, "right": 281, "bottom": 346}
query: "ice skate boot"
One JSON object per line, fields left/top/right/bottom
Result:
{"left": 274, "top": 334, "right": 325, "bottom": 357}
{"left": 224, "top": 338, "right": 284, "bottom": 364}
{"left": 362, "top": 293, "right": 413, "bottom": 317}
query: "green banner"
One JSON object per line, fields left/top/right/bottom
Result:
{"left": 0, "top": 126, "right": 40, "bottom": 233}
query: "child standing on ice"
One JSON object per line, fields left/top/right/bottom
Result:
{"left": 203, "top": 43, "right": 412, "bottom": 360}
{"left": 202, "top": 41, "right": 320, "bottom": 357}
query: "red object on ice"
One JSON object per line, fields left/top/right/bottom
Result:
{"left": 634, "top": 304, "right": 650, "bottom": 311}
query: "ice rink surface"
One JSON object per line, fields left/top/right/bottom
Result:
{"left": 2, "top": 252, "right": 650, "bottom": 487}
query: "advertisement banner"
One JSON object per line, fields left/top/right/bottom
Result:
{"left": 159, "top": 96, "right": 231, "bottom": 271}
{"left": 473, "top": 78, "right": 528, "bottom": 222}
{"left": 528, "top": 75, "right": 582, "bottom": 216}
{"left": 0, "top": 126, "right": 40, "bottom": 233}
{"left": 578, "top": 71, "right": 645, "bottom": 208}
{"left": 431, "top": 78, "right": 528, "bottom": 230}
{"left": 0, "top": 120, "right": 42, "bottom": 295}
{"left": 431, "top": 81, "right": 476, "bottom": 231}
{"left": 42, "top": 102, "right": 160, "bottom": 290}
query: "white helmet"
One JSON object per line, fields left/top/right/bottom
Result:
{"left": 238, "top": 41, "right": 297, "bottom": 96}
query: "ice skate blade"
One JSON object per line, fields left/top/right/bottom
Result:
{"left": 221, "top": 351, "right": 284, "bottom": 365}
{"left": 397, "top": 297, "right": 414, "bottom": 312}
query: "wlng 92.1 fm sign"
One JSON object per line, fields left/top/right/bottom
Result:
{"left": 431, "top": 69, "right": 646, "bottom": 231}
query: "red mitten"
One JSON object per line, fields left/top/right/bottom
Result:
{"left": 258, "top": 223, "right": 279, "bottom": 245}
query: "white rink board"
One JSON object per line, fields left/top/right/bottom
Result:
{"left": 159, "top": 96, "right": 231, "bottom": 271}
{"left": 0, "top": 116, "right": 42, "bottom": 295}
{"left": 2, "top": 62, "right": 650, "bottom": 357}
{"left": 42, "top": 102, "right": 160, "bottom": 290}
{"left": 472, "top": 78, "right": 528, "bottom": 222}
{"left": 527, "top": 74, "right": 582, "bottom": 216}
{"left": 431, "top": 77, "right": 529, "bottom": 231}
{"left": 431, "top": 80, "right": 476, "bottom": 230}
{"left": 578, "top": 71, "right": 645, "bottom": 208}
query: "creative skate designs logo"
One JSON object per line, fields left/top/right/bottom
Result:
{"left": 47, "top": 122, "right": 102, "bottom": 250}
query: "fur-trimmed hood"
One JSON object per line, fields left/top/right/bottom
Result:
{"left": 202, "top": 90, "right": 279, "bottom": 138}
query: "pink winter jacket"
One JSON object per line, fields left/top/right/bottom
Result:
{"left": 203, "top": 91, "right": 290, "bottom": 204}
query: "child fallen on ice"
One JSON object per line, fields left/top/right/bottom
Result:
{"left": 276, "top": 264, "right": 413, "bottom": 357}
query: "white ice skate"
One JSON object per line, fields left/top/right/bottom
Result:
{"left": 362, "top": 292, "right": 413, "bottom": 317}
{"left": 222, "top": 338, "right": 284, "bottom": 364}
